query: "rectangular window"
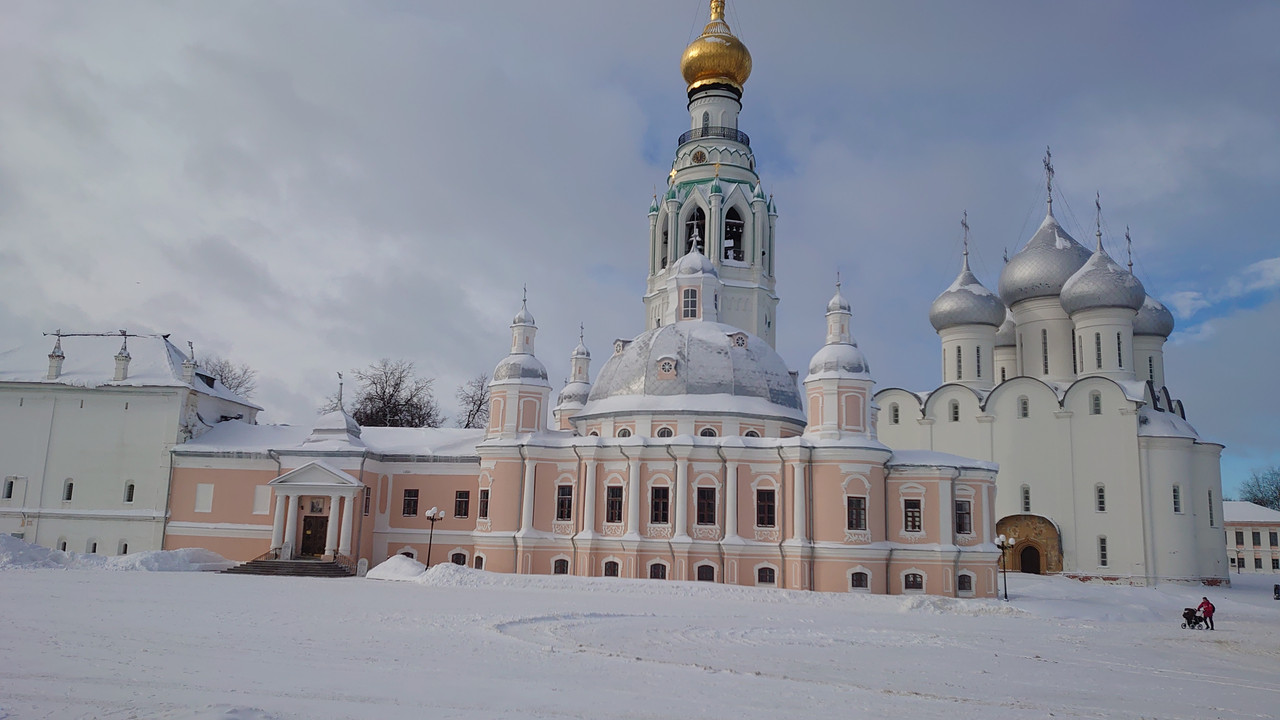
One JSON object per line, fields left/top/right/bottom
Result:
{"left": 194, "top": 483, "right": 214, "bottom": 513}
{"left": 955, "top": 500, "right": 972, "bottom": 534}
{"left": 556, "top": 485, "right": 573, "bottom": 521}
{"left": 976, "top": 346, "right": 982, "bottom": 378}
{"left": 1072, "top": 333, "right": 1078, "bottom": 374}
{"left": 1117, "top": 332, "right": 1124, "bottom": 368}
{"left": 1235, "top": 531, "right": 1245, "bottom": 546}
{"left": 1172, "top": 486, "right": 1181, "bottom": 513}
{"left": 846, "top": 496, "right": 867, "bottom": 531}
{"left": 2, "top": 478, "right": 13, "bottom": 500}
{"left": 252, "top": 486, "right": 271, "bottom": 515}
{"left": 1099, "top": 536, "right": 1108, "bottom": 567}
{"left": 682, "top": 288, "right": 698, "bottom": 319}
{"left": 1095, "top": 332, "right": 1102, "bottom": 370}
{"left": 955, "top": 345, "right": 962, "bottom": 380}
{"left": 1270, "top": 531, "right": 1278, "bottom": 547}
{"left": 1255, "top": 557, "right": 1264, "bottom": 570}
{"left": 402, "top": 489, "right": 419, "bottom": 517}
{"left": 363, "top": 488, "right": 371, "bottom": 516}
{"left": 1208, "top": 491, "right": 1214, "bottom": 526}
{"left": 1273, "top": 558, "right": 1279, "bottom": 571}
{"left": 1148, "top": 356, "right": 1155, "bottom": 381}
{"left": 1096, "top": 485, "right": 1106, "bottom": 512}
{"left": 1252, "top": 531, "right": 1261, "bottom": 546}
{"left": 903, "top": 498, "right": 922, "bottom": 533}
{"left": 1041, "top": 328, "right": 1049, "bottom": 375}
{"left": 756, "top": 489, "right": 776, "bottom": 527}
{"left": 1001, "top": 366, "right": 1007, "bottom": 382}
{"left": 478, "top": 488, "right": 490, "bottom": 519}
{"left": 454, "top": 490, "right": 470, "bottom": 518}
{"left": 696, "top": 487, "right": 716, "bottom": 525}
{"left": 651, "top": 486, "right": 670, "bottom": 524}
{"left": 1021, "top": 485, "right": 1031, "bottom": 513}
{"left": 605, "top": 486, "right": 623, "bottom": 524}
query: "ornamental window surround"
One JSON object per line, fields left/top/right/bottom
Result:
{"left": 957, "top": 573, "right": 974, "bottom": 594}
{"left": 696, "top": 487, "right": 716, "bottom": 525}
{"left": 757, "top": 566, "right": 776, "bottom": 585}
{"left": 724, "top": 207, "right": 745, "bottom": 262}
{"left": 904, "top": 572, "right": 924, "bottom": 591}
{"left": 656, "top": 426, "right": 674, "bottom": 438}
{"left": 903, "top": 498, "right": 922, "bottom": 533}
{"left": 473, "top": 555, "right": 485, "bottom": 570}
{"left": 650, "top": 486, "right": 670, "bottom": 525}
{"left": 553, "top": 558, "right": 569, "bottom": 575}
{"left": 605, "top": 486, "right": 624, "bottom": 524}
{"left": 846, "top": 496, "right": 867, "bottom": 531}
{"left": 955, "top": 500, "right": 972, "bottom": 534}
{"left": 617, "top": 427, "right": 632, "bottom": 438}
{"left": 603, "top": 560, "right": 620, "bottom": 577}
{"left": 451, "top": 552, "right": 466, "bottom": 566}
{"left": 556, "top": 485, "right": 573, "bottom": 521}
{"left": 756, "top": 488, "right": 776, "bottom": 527}
{"left": 699, "top": 427, "right": 718, "bottom": 437}
{"left": 696, "top": 564, "right": 716, "bottom": 582}
{"left": 478, "top": 488, "right": 490, "bottom": 519}
{"left": 851, "top": 571, "right": 869, "bottom": 590}
{"left": 649, "top": 562, "right": 668, "bottom": 580}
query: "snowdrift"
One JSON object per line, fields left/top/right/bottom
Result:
{"left": 0, "top": 534, "right": 234, "bottom": 572}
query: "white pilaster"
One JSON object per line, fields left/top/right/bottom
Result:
{"left": 324, "top": 494, "right": 341, "bottom": 556}
{"left": 674, "top": 453, "right": 690, "bottom": 540}
{"left": 626, "top": 458, "right": 642, "bottom": 537}
{"left": 282, "top": 494, "right": 298, "bottom": 559}
{"left": 519, "top": 459, "right": 536, "bottom": 535}
{"left": 270, "top": 491, "right": 288, "bottom": 551}
{"left": 338, "top": 494, "right": 355, "bottom": 556}
{"left": 580, "top": 456, "right": 597, "bottom": 538}
{"left": 790, "top": 461, "right": 806, "bottom": 542}
{"left": 723, "top": 459, "right": 740, "bottom": 542}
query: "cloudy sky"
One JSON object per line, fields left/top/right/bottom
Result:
{"left": 2, "top": 1, "right": 1277, "bottom": 494}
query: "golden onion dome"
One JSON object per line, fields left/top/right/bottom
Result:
{"left": 680, "top": 0, "right": 752, "bottom": 95}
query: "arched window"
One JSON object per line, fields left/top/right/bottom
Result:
{"left": 701, "top": 111, "right": 710, "bottom": 131}
{"left": 744, "top": 430, "right": 760, "bottom": 438}
{"left": 851, "top": 571, "right": 869, "bottom": 589}
{"left": 451, "top": 552, "right": 466, "bottom": 566}
{"left": 1094, "top": 332, "right": 1103, "bottom": 369}
{"left": 1021, "top": 484, "right": 1031, "bottom": 513}
{"left": 1018, "top": 396, "right": 1029, "bottom": 418}
{"left": 957, "top": 574, "right": 973, "bottom": 593}
{"left": 890, "top": 403, "right": 900, "bottom": 425}
{"left": 1089, "top": 391, "right": 1102, "bottom": 415}
{"left": 696, "top": 564, "right": 715, "bottom": 582}
{"left": 57, "top": 539, "right": 68, "bottom": 552}
{"left": 617, "top": 428, "right": 632, "bottom": 438}
{"left": 955, "top": 345, "right": 963, "bottom": 380}
{"left": 474, "top": 555, "right": 485, "bottom": 570}
{"left": 682, "top": 288, "right": 699, "bottom": 319}
{"left": 124, "top": 483, "right": 135, "bottom": 504}
{"left": 63, "top": 480, "right": 74, "bottom": 502}
{"left": 724, "top": 207, "right": 745, "bottom": 261}
{"left": 649, "top": 563, "right": 668, "bottom": 580}
{"left": 699, "top": 427, "right": 717, "bottom": 437}
{"left": 118, "top": 540, "right": 128, "bottom": 555}
{"left": 1117, "top": 332, "right": 1124, "bottom": 368}
{"left": 1095, "top": 484, "right": 1106, "bottom": 512}
{"left": 660, "top": 225, "right": 670, "bottom": 269}
{"left": 949, "top": 400, "right": 960, "bottom": 422}
{"left": 589, "top": 431, "right": 599, "bottom": 437}
{"left": 604, "top": 560, "right": 620, "bottom": 577}
{"left": 684, "top": 207, "right": 706, "bottom": 252}
{"left": 87, "top": 540, "right": 98, "bottom": 554}
{"left": 1098, "top": 536, "right": 1109, "bottom": 567}
{"left": 904, "top": 573, "right": 924, "bottom": 591}
{"left": 553, "top": 558, "right": 569, "bottom": 574}
{"left": 656, "top": 427, "right": 674, "bottom": 438}
{"left": 1000, "top": 367, "right": 1007, "bottom": 382}
{"left": 757, "top": 566, "right": 775, "bottom": 585}
{"left": 1041, "top": 329, "right": 1049, "bottom": 375}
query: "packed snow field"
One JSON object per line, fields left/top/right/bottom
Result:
{"left": 2, "top": 537, "right": 1277, "bottom": 720}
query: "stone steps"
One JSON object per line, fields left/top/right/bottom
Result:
{"left": 222, "top": 559, "right": 354, "bottom": 578}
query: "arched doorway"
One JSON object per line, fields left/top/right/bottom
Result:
{"left": 1019, "top": 545, "right": 1042, "bottom": 574}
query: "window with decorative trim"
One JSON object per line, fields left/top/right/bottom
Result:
{"left": 696, "top": 487, "right": 716, "bottom": 525}
{"left": 904, "top": 572, "right": 924, "bottom": 591}
{"left": 744, "top": 430, "right": 760, "bottom": 438}
{"left": 617, "top": 427, "right": 632, "bottom": 438}
{"left": 649, "top": 563, "right": 667, "bottom": 580}
{"left": 656, "top": 427, "right": 674, "bottom": 438}
{"left": 955, "top": 500, "right": 972, "bottom": 534}
{"left": 757, "top": 566, "right": 775, "bottom": 585}
{"left": 556, "top": 485, "right": 573, "bottom": 521}
{"left": 957, "top": 574, "right": 973, "bottom": 593}
{"left": 756, "top": 489, "right": 776, "bottom": 527}
{"left": 606, "top": 486, "right": 623, "bottom": 524}
{"left": 553, "top": 558, "right": 569, "bottom": 574}
{"left": 1095, "top": 484, "right": 1106, "bottom": 512}
{"left": 699, "top": 427, "right": 717, "bottom": 437}
{"left": 903, "top": 499, "right": 922, "bottom": 532}
{"left": 478, "top": 488, "right": 489, "bottom": 519}
{"left": 604, "top": 560, "right": 620, "bottom": 577}
{"left": 682, "top": 288, "right": 699, "bottom": 318}
{"left": 474, "top": 555, "right": 485, "bottom": 570}
{"left": 696, "top": 564, "right": 715, "bottom": 582}
{"left": 451, "top": 552, "right": 466, "bottom": 566}
{"left": 454, "top": 490, "right": 470, "bottom": 518}
{"left": 651, "top": 486, "right": 670, "bottom": 524}
{"left": 402, "top": 489, "right": 419, "bottom": 517}
{"left": 846, "top": 496, "right": 867, "bottom": 531}
{"left": 851, "top": 571, "right": 869, "bottom": 589}
{"left": 363, "top": 487, "right": 372, "bottom": 516}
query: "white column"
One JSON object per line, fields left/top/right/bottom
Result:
{"left": 723, "top": 460, "right": 739, "bottom": 542}
{"left": 270, "top": 490, "right": 288, "bottom": 551}
{"left": 338, "top": 494, "right": 356, "bottom": 557}
{"left": 674, "top": 454, "right": 690, "bottom": 540}
{"left": 324, "top": 494, "right": 342, "bottom": 556}
{"left": 580, "top": 456, "right": 597, "bottom": 538}
{"left": 519, "top": 458, "right": 536, "bottom": 534}
{"left": 939, "top": 474, "right": 954, "bottom": 543}
{"left": 791, "top": 462, "right": 807, "bottom": 542}
{"left": 626, "top": 458, "right": 642, "bottom": 536}
{"left": 282, "top": 494, "right": 298, "bottom": 559}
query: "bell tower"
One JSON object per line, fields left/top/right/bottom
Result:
{"left": 644, "top": 0, "right": 779, "bottom": 346}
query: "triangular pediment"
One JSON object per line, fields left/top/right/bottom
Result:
{"left": 268, "top": 460, "right": 362, "bottom": 488}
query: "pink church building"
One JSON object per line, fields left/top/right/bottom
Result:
{"left": 163, "top": 1, "right": 1001, "bottom": 596}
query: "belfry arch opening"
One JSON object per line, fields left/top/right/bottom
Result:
{"left": 685, "top": 207, "right": 706, "bottom": 253}
{"left": 724, "top": 207, "right": 745, "bottom": 262}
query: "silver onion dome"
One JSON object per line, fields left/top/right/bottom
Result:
{"left": 556, "top": 381, "right": 591, "bottom": 408}
{"left": 673, "top": 246, "right": 717, "bottom": 276}
{"left": 995, "top": 310, "right": 1016, "bottom": 347}
{"left": 581, "top": 321, "right": 802, "bottom": 418}
{"left": 1060, "top": 247, "right": 1146, "bottom": 315}
{"left": 512, "top": 302, "right": 535, "bottom": 326}
{"left": 929, "top": 260, "right": 1006, "bottom": 331}
{"left": 998, "top": 212, "right": 1093, "bottom": 306}
{"left": 806, "top": 342, "right": 870, "bottom": 379}
{"left": 492, "top": 353, "right": 548, "bottom": 385}
{"left": 827, "top": 288, "right": 852, "bottom": 314}
{"left": 1133, "top": 294, "right": 1176, "bottom": 337}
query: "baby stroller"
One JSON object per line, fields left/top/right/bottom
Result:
{"left": 1181, "top": 607, "right": 1207, "bottom": 629}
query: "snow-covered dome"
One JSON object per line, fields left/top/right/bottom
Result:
{"left": 571, "top": 340, "right": 591, "bottom": 359}
{"left": 512, "top": 302, "right": 535, "bottom": 326}
{"left": 1133, "top": 294, "right": 1176, "bottom": 337}
{"left": 556, "top": 381, "right": 591, "bottom": 408}
{"left": 492, "top": 353, "right": 548, "bottom": 384}
{"left": 995, "top": 310, "right": 1016, "bottom": 347}
{"left": 827, "top": 288, "right": 852, "bottom": 314}
{"left": 579, "top": 321, "right": 803, "bottom": 421}
{"left": 673, "top": 246, "right": 717, "bottom": 277}
{"left": 806, "top": 342, "right": 870, "bottom": 379}
{"left": 929, "top": 260, "right": 1006, "bottom": 331}
{"left": 998, "top": 212, "right": 1093, "bottom": 306}
{"left": 1060, "top": 247, "right": 1146, "bottom": 315}
{"left": 312, "top": 409, "right": 361, "bottom": 437}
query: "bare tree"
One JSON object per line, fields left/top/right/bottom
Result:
{"left": 202, "top": 356, "right": 258, "bottom": 399}
{"left": 1239, "top": 466, "right": 1280, "bottom": 511}
{"left": 455, "top": 373, "right": 490, "bottom": 429}
{"left": 322, "top": 359, "right": 443, "bottom": 428}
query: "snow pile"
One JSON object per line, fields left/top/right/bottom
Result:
{"left": 365, "top": 553, "right": 427, "bottom": 581}
{"left": 0, "top": 534, "right": 232, "bottom": 572}
{"left": 149, "top": 706, "right": 279, "bottom": 720}
{"left": 896, "top": 594, "right": 1026, "bottom": 617}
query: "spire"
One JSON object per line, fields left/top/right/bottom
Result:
{"left": 113, "top": 330, "right": 131, "bottom": 382}
{"left": 337, "top": 371, "right": 344, "bottom": 410}
{"left": 116, "top": 330, "right": 130, "bottom": 359}
{"left": 1094, "top": 191, "right": 1104, "bottom": 252}
{"left": 49, "top": 330, "right": 64, "bottom": 358}
{"left": 1043, "top": 146, "right": 1055, "bottom": 215}
{"left": 1125, "top": 226, "right": 1134, "bottom": 274}
{"left": 961, "top": 210, "right": 971, "bottom": 272}
{"left": 46, "top": 330, "right": 65, "bottom": 380}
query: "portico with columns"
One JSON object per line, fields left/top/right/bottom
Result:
{"left": 267, "top": 462, "right": 363, "bottom": 561}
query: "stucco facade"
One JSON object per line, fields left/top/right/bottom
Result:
{"left": 1224, "top": 501, "right": 1280, "bottom": 574}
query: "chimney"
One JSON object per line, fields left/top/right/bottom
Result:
{"left": 113, "top": 331, "right": 131, "bottom": 382}
{"left": 46, "top": 333, "right": 65, "bottom": 380}
{"left": 181, "top": 341, "right": 197, "bottom": 384}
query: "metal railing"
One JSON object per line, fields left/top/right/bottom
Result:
{"left": 678, "top": 126, "right": 750, "bottom": 147}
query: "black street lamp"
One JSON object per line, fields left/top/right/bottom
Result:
{"left": 424, "top": 506, "right": 445, "bottom": 567}
{"left": 1236, "top": 549, "right": 1243, "bottom": 575}
{"left": 996, "top": 533, "right": 1016, "bottom": 601}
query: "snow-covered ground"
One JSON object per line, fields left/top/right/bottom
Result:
{"left": 2, "top": 537, "right": 1277, "bottom": 720}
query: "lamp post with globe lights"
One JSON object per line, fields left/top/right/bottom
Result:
{"left": 995, "top": 533, "right": 1016, "bottom": 601}
{"left": 423, "top": 506, "right": 445, "bottom": 567}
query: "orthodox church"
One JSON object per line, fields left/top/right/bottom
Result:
{"left": 874, "top": 176, "right": 1229, "bottom": 585}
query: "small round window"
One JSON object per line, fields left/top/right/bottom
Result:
{"left": 617, "top": 428, "right": 632, "bottom": 438}
{"left": 659, "top": 360, "right": 675, "bottom": 373}
{"left": 699, "top": 428, "right": 717, "bottom": 438}
{"left": 733, "top": 335, "right": 746, "bottom": 348}
{"left": 656, "top": 427, "right": 674, "bottom": 438}
{"left": 744, "top": 430, "right": 760, "bottom": 438}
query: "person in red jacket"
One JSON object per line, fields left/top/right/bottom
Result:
{"left": 1197, "top": 597, "right": 1216, "bottom": 630}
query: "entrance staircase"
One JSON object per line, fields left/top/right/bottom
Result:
{"left": 222, "top": 558, "right": 354, "bottom": 578}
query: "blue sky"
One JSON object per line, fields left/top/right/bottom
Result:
{"left": 1, "top": 1, "right": 1276, "bottom": 495}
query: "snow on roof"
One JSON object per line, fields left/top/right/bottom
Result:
{"left": 888, "top": 449, "right": 998, "bottom": 472}
{"left": 0, "top": 333, "right": 261, "bottom": 410}
{"left": 1136, "top": 407, "right": 1201, "bottom": 440}
{"left": 175, "top": 420, "right": 484, "bottom": 459}
{"left": 1223, "top": 501, "right": 1280, "bottom": 524}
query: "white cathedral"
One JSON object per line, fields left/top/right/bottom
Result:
{"left": 0, "top": 1, "right": 1227, "bottom": 588}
